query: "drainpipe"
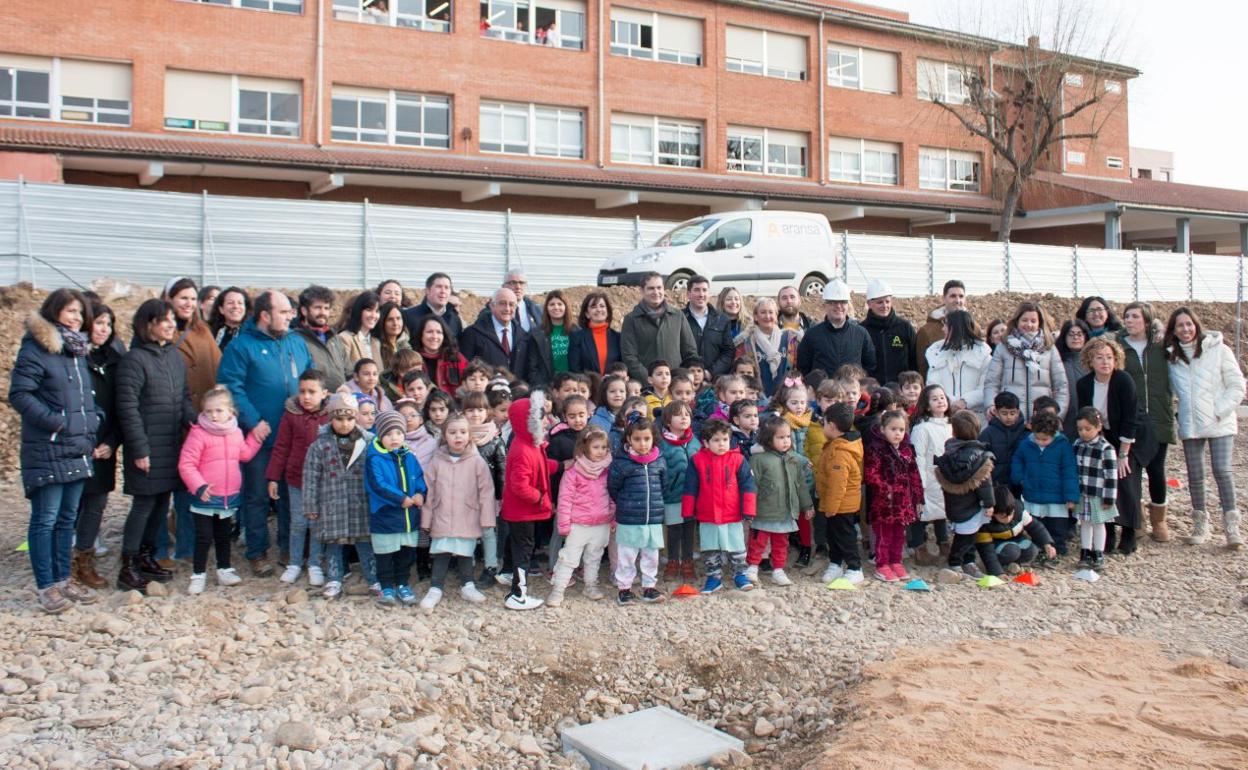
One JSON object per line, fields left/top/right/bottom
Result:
{"left": 818, "top": 12, "right": 826, "bottom": 185}
{"left": 315, "top": 0, "right": 325, "bottom": 147}
{"left": 597, "top": 0, "right": 605, "bottom": 168}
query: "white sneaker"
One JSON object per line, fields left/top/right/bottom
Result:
{"left": 843, "top": 569, "right": 864, "bottom": 585}
{"left": 770, "top": 568, "right": 792, "bottom": 586}
{"left": 188, "top": 574, "right": 206, "bottom": 595}
{"left": 307, "top": 566, "right": 325, "bottom": 587}
{"left": 504, "top": 592, "right": 544, "bottom": 610}
{"left": 419, "top": 587, "right": 443, "bottom": 610}
{"left": 322, "top": 581, "right": 342, "bottom": 599}
{"left": 745, "top": 565, "right": 759, "bottom": 583}
{"left": 821, "top": 563, "right": 844, "bottom": 583}
{"left": 94, "top": 537, "right": 109, "bottom": 557}
{"left": 280, "top": 565, "right": 301, "bottom": 584}
{"left": 460, "top": 583, "right": 486, "bottom": 603}
{"left": 495, "top": 571, "right": 513, "bottom": 587}
{"left": 216, "top": 567, "right": 242, "bottom": 586}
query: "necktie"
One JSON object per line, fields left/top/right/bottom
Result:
{"left": 501, "top": 326, "right": 511, "bottom": 357}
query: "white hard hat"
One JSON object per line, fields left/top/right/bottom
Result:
{"left": 821, "top": 279, "right": 851, "bottom": 302}
{"left": 866, "top": 279, "right": 893, "bottom": 301}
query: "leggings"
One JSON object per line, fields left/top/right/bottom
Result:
{"left": 905, "top": 519, "right": 949, "bottom": 549}
{"left": 430, "top": 552, "right": 474, "bottom": 589}
{"left": 872, "top": 521, "right": 905, "bottom": 566}
{"left": 1183, "top": 436, "right": 1237, "bottom": 513}
{"left": 122, "top": 492, "right": 172, "bottom": 556}
{"left": 1143, "top": 442, "right": 1170, "bottom": 505}
{"left": 796, "top": 516, "right": 813, "bottom": 548}
{"left": 375, "top": 546, "right": 416, "bottom": 590}
{"left": 193, "top": 513, "right": 233, "bottom": 573}
{"left": 76, "top": 490, "right": 109, "bottom": 551}
{"left": 948, "top": 532, "right": 978, "bottom": 568}
{"left": 666, "top": 521, "right": 695, "bottom": 562}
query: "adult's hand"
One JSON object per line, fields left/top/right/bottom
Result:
{"left": 1117, "top": 455, "right": 1131, "bottom": 479}
{"left": 135, "top": 456, "right": 150, "bottom": 473}
{"left": 93, "top": 443, "right": 113, "bottom": 460}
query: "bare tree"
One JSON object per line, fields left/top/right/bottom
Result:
{"left": 920, "top": 1, "right": 1134, "bottom": 239}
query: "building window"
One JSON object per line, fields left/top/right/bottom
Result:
{"left": 0, "top": 66, "right": 51, "bottom": 119}
{"left": 333, "top": 0, "right": 452, "bottom": 32}
{"left": 479, "top": 0, "right": 585, "bottom": 50}
{"left": 1, "top": 57, "right": 133, "bottom": 125}
{"left": 1064, "top": 72, "right": 1083, "bottom": 87}
{"left": 395, "top": 92, "right": 450, "bottom": 147}
{"left": 1106, "top": 156, "right": 1124, "bottom": 169}
{"left": 187, "top": 0, "right": 304, "bottom": 12}
{"left": 480, "top": 100, "right": 583, "bottom": 158}
{"left": 610, "top": 113, "right": 701, "bottom": 167}
{"left": 60, "top": 96, "right": 131, "bottom": 125}
{"left": 238, "top": 88, "right": 301, "bottom": 136}
{"left": 727, "top": 126, "right": 807, "bottom": 177}
{"left": 919, "top": 147, "right": 981, "bottom": 192}
{"left": 165, "top": 71, "right": 301, "bottom": 137}
{"left": 826, "top": 44, "right": 898, "bottom": 94}
{"left": 917, "top": 58, "right": 972, "bottom": 104}
{"left": 726, "top": 26, "right": 806, "bottom": 81}
{"left": 331, "top": 92, "right": 389, "bottom": 143}
{"left": 609, "top": 8, "right": 702, "bottom": 66}
{"left": 1066, "top": 150, "right": 1085, "bottom": 166}
{"left": 1105, "top": 80, "right": 1121, "bottom": 94}
{"left": 331, "top": 89, "right": 451, "bottom": 148}
{"left": 827, "top": 136, "right": 900, "bottom": 186}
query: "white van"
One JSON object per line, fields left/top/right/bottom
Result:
{"left": 597, "top": 210, "right": 839, "bottom": 297}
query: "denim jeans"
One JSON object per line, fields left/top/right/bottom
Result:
{"left": 172, "top": 489, "right": 196, "bottom": 560}
{"left": 286, "top": 486, "right": 322, "bottom": 569}
{"left": 326, "top": 541, "right": 377, "bottom": 585}
{"left": 240, "top": 447, "right": 290, "bottom": 561}
{"left": 28, "top": 481, "right": 85, "bottom": 589}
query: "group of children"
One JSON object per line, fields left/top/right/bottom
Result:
{"left": 174, "top": 352, "right": 1123, "bottom": 610}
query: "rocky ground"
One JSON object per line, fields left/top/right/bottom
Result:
{"left": 0, "top": 433, "right": 1246, "bottom": 769}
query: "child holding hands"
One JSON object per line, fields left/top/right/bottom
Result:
{"left": 746, "top": 417, "right": 815, "bottom": 586}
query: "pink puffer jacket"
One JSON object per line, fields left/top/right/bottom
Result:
{"left": 555, "top": 455, "right": 615, "bottom": 536}
{"left": 178, "top": 419, "right": 263, "bottom": 498}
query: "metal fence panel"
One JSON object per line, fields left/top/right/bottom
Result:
{"left": 1191, "top": 253, "right": 1241, "bottom": 303}
{"left": 1007, "top": 242, "right": 1077, "bottom": 295}
{"left": 367, "top": 205, "right": 508, "bottom": 295}
{"left": 1075, "top": 246, "right": 1136, "bottom": 301}
{"left": 0, "top": 183, "right": 19, "bottom": 284}
{"left": 844, "top": 234, "right": 930, "bottom": 295}
{"left": 509, "top": 213, "right": 641, "bottom": 293}
{"left": 1136, "top": 251, "right": 1190, "bottom": 302}
{"left": 934, "top": 240, "right": 1007, "bottom": 295}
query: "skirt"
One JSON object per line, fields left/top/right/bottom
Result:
{"left": 699, "top": 522, "right": 747, "bottom": 553}
{"left": 663, "top": 502, "right": 685, "bottom": 526}
{"left": 1076, "top": 495, "right": 1118, "bottom": 525}
{"left": 1025, "top": 501, "right": 1069, "bottom": 519}
{"left": 616, "top": 523, "right": 665, "bottom": 550}
{"left": 951, "top": 510, "right": 990, "bottom": 536}
{"left": 430, "top": 536, "right": 476, "bottom": 557}
{"left": 371, "top": 530, "right": 421, "bottom": 555}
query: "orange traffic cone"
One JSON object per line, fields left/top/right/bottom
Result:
{"left": 1012, "top": 571, "right": 1040, "bottom": 586}
{"left": 673, "top": 584, "right": 700, "bottom": 597}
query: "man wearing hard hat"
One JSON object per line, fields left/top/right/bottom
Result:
{"left": 860, "top": 278, "right": 917, "bottom": 386}
{"left": 795, "top": 279, "right": 876, "bottom": 377}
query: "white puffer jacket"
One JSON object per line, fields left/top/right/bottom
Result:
{"left": 925, "top": 341, "right": 993, "bottom": 417}
{"left": 910, "top": 417, "right": 952, "bottom": 521}
{"left": 1168, "top": 332, "right": 1246, "bottom": 440}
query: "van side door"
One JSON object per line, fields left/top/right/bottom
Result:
{"left": 694, "top": 218, "right": 757, "bottom": 294}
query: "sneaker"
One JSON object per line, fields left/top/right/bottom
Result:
{"left": 641, "top": 587, "right": 665, "bottom": 603}
{"left": 504, "top": 591, "right": 544, "bottom": 610}
{"left": 397, "top": 585, "right": 417, "bottom": 605}
{"left": 770, "top": 568, "right": 792, "bottom": 586}
{"left": 758, "top": 558, "right": 773, "bottom": 573}
{"left": 250, "top": 556, "right": 274, "bottom": 578}
{"left": 215, "top": 567, "right": 242, "bottom": 586}
{"left": 37, "top": 586, "right": 70, "bottom": 614}
{"left": 419, "top": 587, "right": 442, "bottom": 610}
{"left": 460, "top": 583, "right": 486, "bottom": 603}
{"left": 279, "top": 564, "right": 301, "bottom": 584}
{"left": 1076, "top": 549, "right": 1094, "bottom": 570}
{"left": 843, "top": 569, "right": 865, "bottom": 585}
{"left": 961, "top": 562, "right": 985, "bottom": 579}
{"left": 1091, "top": 551, "right": 1107, "bottom": 570}
{"left": 890, "top": 563, "right": 909, "bottom": 580}
{"left": 376, "top": 588, "right": 398, "bottom": 607}
{"left": 479, "top": 566, "right": 498, "bottom": 586}
{"left": 821, "top": 563, "right": 845, "bottom": 583}
{"left": 745, "top": 564, "right": 759, "bottom": 583}
{"left": 307, "top": 566, "right": 325, "bottom": 587}
{"left": 188, "top": 574, "right": 207, "bottom": 595}
{"left": 323, "top": 581, "right": 342, "bottom": 599}
{"left": 617, "top": 589, "right": 636, "bottom": 605}
{"left": 369, "top": 582, "right": 383, "bottom": 599}
{"left": 582, "top": 584, "right": 605, "bottom": 601}
{"left": 681, "top": 560, "right": 696, "bottom": 582}
{"left": 59, "top": 579, "right": 98, "bottom": 604}
{"left": 733, "top": 573, "right": 754, "bottom": 591}
{"left": 875, "top": 564, "right": 898, "bottom": 582}
{"left": 701, "top": 576, "right": 723, "bottom": 594}
{"left": 495, "top": 571, "right": 513, "bottom": 587}
{"left": 663, "top": 559, "right": 680, "bottom": 579}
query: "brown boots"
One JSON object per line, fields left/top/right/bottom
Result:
{"left": 1148, "top": 503, "right": 1171, "bottom": 543}
{"left": 71, "top": 549, "right": 108, "bottom": 589}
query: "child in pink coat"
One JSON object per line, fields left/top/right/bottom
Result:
{"left": 178, "top": 385, "right": 267, "bottom": 595}
{"left": 546, "top": 426, "right": 615, "bottom": 607}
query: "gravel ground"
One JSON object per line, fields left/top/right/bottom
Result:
{"left": 0, "top": 432, "right": 1245, "bottom": 769}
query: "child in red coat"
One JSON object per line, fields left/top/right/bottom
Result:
{"left": 265, "top": 370, "right": 329, "bottom": 587}
{"left": 682, "top": 418, "right": 757, "bottom": 594}
{"left": 863, "top": 409, "right": 923, "bottom": 582}
{"left": 500, "top": 392, "right": 558, "bottom": 611}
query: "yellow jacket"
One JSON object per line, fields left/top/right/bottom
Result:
{"left": 817, "top": 433, "right": 864, "bottom": 516}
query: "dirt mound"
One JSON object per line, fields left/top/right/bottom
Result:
{"left": 805, "top": 634, "right": 1248, "bottom": 770}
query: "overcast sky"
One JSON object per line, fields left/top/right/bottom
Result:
{"left": 865, "top": 0, "right": 1248, "bottom": 191}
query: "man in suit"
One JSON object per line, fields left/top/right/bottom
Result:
{"left": 459, "top": 287, "right": 545, "bottom": 385}
{"left": 403, "top": 272, "right": 463, "bottom": 339}
{"left": 681, "top": 275, "right": 735, "bottom": 376}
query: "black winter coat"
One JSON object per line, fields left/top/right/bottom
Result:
{"left": 934, "top": 438, "right": 996, "bottom": 524}
{"left": 860, "top": 310, "right": 917, "bottom": 385}
{"left": 458, "top": 313, "right": 546, "bottom": 386}
{"left": 84, "top": 340, "right": 125, "bottom": 495}
{"left": 796, "top": 319, "right": 876, "bottom": 377}
{"left": 683, "top": 305, "right": 736, "bottom": 376}
{"left": 9, "top": 314, "right": 102, "bottom": 497}
{"left": 116, "top": 339, "right": 196, "bottom": 496}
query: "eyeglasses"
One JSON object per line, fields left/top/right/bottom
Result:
{"left": 505, "top": 280, "right": 527, "bottom": 287}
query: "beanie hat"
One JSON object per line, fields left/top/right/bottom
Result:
{"left": 373, "top": 410, "right": 407, "bottom": 441}
{"left": 326, "top": 391, "right": 358, "bottom": 417}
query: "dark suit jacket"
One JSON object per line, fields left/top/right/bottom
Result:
{"left": 402, "top": 299, "right": 463, "bottom": 340}
{"left": 683, "top": 305, "right": 735, "bottom": 376}
{"left": 567, "top": 326, "right": 622, "bottom": 375}
{"left": 458, "top": 312, "right": 545, "bottom": 386}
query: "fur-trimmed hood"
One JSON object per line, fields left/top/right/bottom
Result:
{"left": 284, "top": 394, "right": 327, "bottom": 417}
{"left": 25, "top": 312, "right": 65, "bottom": 355}
{"left": 934, "top": 439, "right": 994, "bottom": 493}
{"left": 509, "top": 391, "right": 548, "bottom": 446}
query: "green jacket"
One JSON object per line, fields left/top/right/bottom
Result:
{"left": 748, "top": 449, "right": 814, "bottom": 525}
{"left": 1116, "top": 329, "right": 1175, "bottom": 445}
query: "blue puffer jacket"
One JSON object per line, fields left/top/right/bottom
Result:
{"left": 658, "top": 431, "right": 700, "bottom": 505}
{"left": 1010, "top": 432, "right": 1079, "bottom": 506}
{"left": 9, "top": 314, "right": 102, "bottom": 497}
{"left": 215, "top": 319, "right": 311, "bottom": 447}
{"left": 364, "top": 439, "right": 428, "bottom": 534}
{"left": 607, "top": 447, "right": 666, "bottom": 526}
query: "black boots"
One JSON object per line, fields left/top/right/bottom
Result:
{"left": 1118, "top": 526, "right": 1137, "bottom": 555}
{"left": 137, "top": 545, "right": 173, "bottom": 582}
{"left": 117, "top": 554, "right": 150, "bottom": 592}
{"left": 795, "top": 546, "right": 812, "bottom": 569}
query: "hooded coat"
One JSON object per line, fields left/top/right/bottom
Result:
{"left": 1011, "top": 432, "right": 1079, "bottom": 506}
{"left": 177, "top": 418, "right": 263, "bottom": 510}
{"left": 364, "top": 438, "right": 427, "bottom": 534}
{"left": 983, "top": 333, "right": 1069, "bottom": 420}
{"left": 817, "top": 432, "right": 864, "bottom": 516}
{"left": 748, "top": 448, "right": 814, "bottom": 525}
{"left": 681, "top": 447, "right": 757, "bottom": 524}
{"left": 1117, "top": 326, "right": 1176, "bottom": 445}
{"left": 1168, "top": 331, "right": 1246, "bottom": 440}
{"left": 83, "top": 332, "right": 125, "bottom": 495}
{"left": 215, "top": 319, "right": 312, "bottom": 447}
{"left": 421, "top": 443, "right": 497, "bottom": 539}
{"left": 658, "top": 429, "right": 700, "bottom": 505}
{"left": 294, "top": 325, "right": 349, "bottom": 393}
{"left": 608, "top": 447, "right": 667, "bottom": 527}
{"left": 116, "top": 337, "right": 197, "bottom": 497}
{"left": 915, "top": 306, "right": 948, "bottom": 378}
{"left": 933, "top": 438, "right": 996, "bottom": 524}
{"left": 862, "top": 424, "right": 923, "bottom": 526}
{"left": 302, "top": 424, "right": 372, "bottom": 541}
{"left": 176, "top": 315, "right": 222, "bottom": 411}
{"left": 500, "top": 394, "right": 559, "bottom": 523}
{"left": 620, "top": 301, "right": 698, "bottom": 383}
{"left": 925, "top": 341, "right": 993, "bottom": 416}
{"left": 266, "top": 395, "right": 329, "bottom": 488}
{"left": 556, "top": 455, "right": 615, "bottom": 534}
{"left": 9, "top": 314, "right": 102, "bottom": 496}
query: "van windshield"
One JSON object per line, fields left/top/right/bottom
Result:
{"left": 655, "top": 219, "right": 719, "bottom": 247}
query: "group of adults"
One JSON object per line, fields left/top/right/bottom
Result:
{"left": 11, "top": 265, "right": 1245, "bottom": 612}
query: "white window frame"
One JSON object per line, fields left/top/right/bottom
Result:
{"left": 331, "top": 89, "right": 452, "bottom": 148}
{"left": 2, "top": 58, "right": 134, "bottom": 125}
{"left": 479, "top": 100, "right": 583, "bottom": 159}
{"left": 165, "top": 74, "right": 301, "bottom": 138}
{"left": 610, "top": 120, "right": 653, "bottom": 165}
{"left": 657, "top": 120, "right": 701, "bottom": 167}
{"left": 727, "top": 127, "right": 806, "bottom": 177}
{"left": 726, "top": 129, "right": 763, "bottom": 174}
{"left": 1064, "top": 72, "right": 1084, "bottom": 87}
{"left": 919, "top": 147, "right": 981, "bottom": 192}
{"left": 480, "top": 0, "right": 585, "bottom": 50}
{"left": 1105, "top": 80, "right": 1121, "bottom": 94}
{"left": 610, "top": 114, "right": 701, "bottom": 168}
{"left": 332, "top": 0, "right": 452, "bottom": 33}
{"left": 726, "top": 28, "right": 806, "bottom": 81}
{"left": 918, "top": 58, "right": 972, "bottom": 104}
{"left": 237, "top": 87, "right": 301, "bottom": 137}
{"left": 331, "top": 92, "right": 390, "bottom": 144}
{"left": 0, "top": 64, "right": 53, "bottom": 121}
{"left": 827, "top": 137, "right": 900, "bottom": 186}
{"left": 826, "top": 45, "right": 859, "bottom": 89}
{"left": 188, "top": 0, "right": 304, "bottom": 13}
{"left": 609, "top": 11, "right": 701, "bottom": 66}
{"left": 59, "top": 95, "right": 131, "bottom": 125}
{"left": 1066, "top": 150, "right": 1086, "bottom": 166}
{"left": 1106, "top": 156, "right": 1124, "bottom": 170}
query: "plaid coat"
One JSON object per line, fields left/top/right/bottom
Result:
{"left": 1073, "top": 434, "right": 1118, "bottom": 522}
{"left": 303, "top": 425, "right": 372, "bottom": 542}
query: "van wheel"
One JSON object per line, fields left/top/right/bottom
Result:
{"left": 799, "top": 274, "right": 827, "bottom": 298}
{"left": 665, "top": 271, "right": 693, "bottom": 294}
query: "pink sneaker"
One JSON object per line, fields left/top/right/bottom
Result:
{"left": 891, "top": 563, "right": 910, "bottom": 580}
{"left": 874, "top": 564, "right": 897, "bottom": 582}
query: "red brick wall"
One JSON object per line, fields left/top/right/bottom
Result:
{"left": 0, "top": 151, "right": 62, "bottom": 182}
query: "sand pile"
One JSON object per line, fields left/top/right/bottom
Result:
{"left": 808, "top": 634, "right": 1248, "bottom": 770}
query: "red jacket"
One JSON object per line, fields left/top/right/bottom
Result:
{"left": 863, "top": 424, "right": 923, "bottom": 526}
{"left": 425, "top": 352, "right": 467, "bottom": 395}
{"left": 266, "top": 396, "right": 329, "bottom": 488}
{"left": 501, "top": 395, "right": 558, "bottom": 523}
{"left": 681, "top": 447, "right": 757, "bottom": 524}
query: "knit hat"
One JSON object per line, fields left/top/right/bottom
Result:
{"left": 326, "top": 391, "right": 358, "bottom": 417}
{"left": 373, "top": 410, "right": 407, "bottom": 440}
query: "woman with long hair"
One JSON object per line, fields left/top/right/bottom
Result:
{"left": 924, "top": 309, "right": 992, "bottom": 418}
{"left": 1116, "top": 302, "right": 1175, "bottom": 542}
{"left": 376, "top": 300, "right": 411, "bottom": 372}
{"left": 412, "top": 314, "right": 467, "bottom": 394}
{"left": 1057, "top": 318, "right": 1093, "bottom": 437}
{"left": 539, "top": 290, "right": 576, "bottom": 376}
{"left": 330, "top": 290, "right": 383, "bottom": 383}
{"left": 983, "top": 301, "right": 1068, "bottom": 420}
{"left": 567, "top": 291, "right": 620, "bottom": 375}
{"left": 209, "top": 286, "right": 250, "bottom": 353}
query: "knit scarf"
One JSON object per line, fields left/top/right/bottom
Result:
{"left": 1004, "top": 332, "right": 1047, "bottom": 373}
{"left": 662, "top": 426, "right": 694, "bottom": 446}
{"left": 627, "top": 445, "right": 661, "bottom": 464}
{"left": 782, "top": 410, "right": 811, "bottom": 432}
{"left": 197, "top": 413, "right": 239, "bottom": 435}
{"left": 574, "top": 454, "right": 612, "bottom": 479}
{"left": 470, "top": 421, "right": 500, "bottom": 447}
{"left": 751, "top": 325, "right": 785, "bottom": 377}
{"left": 58, "top": 324, "right": 89, "bottom": 357}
